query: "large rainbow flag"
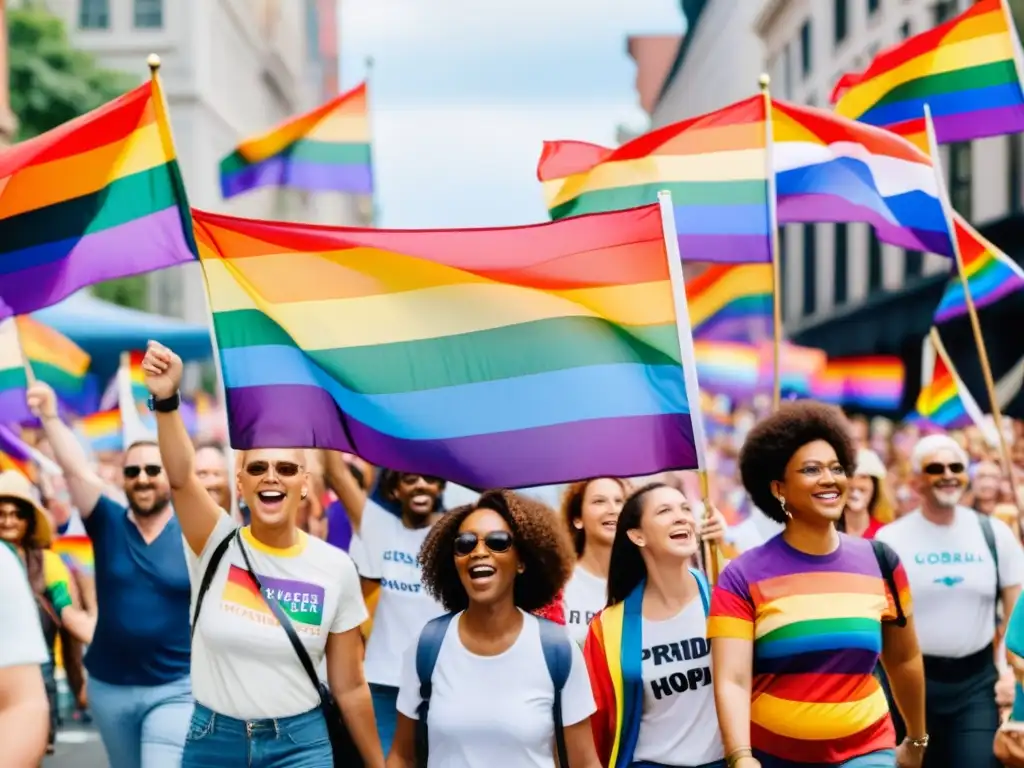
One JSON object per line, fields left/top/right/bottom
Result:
{"left": 0, "top": 318, "right": 30, "bottom": 422}
{"left": 537, "top": 96, "right": 772, "bottom": 264}
{"left": 194, "top": 204, "right": 705, "bottom": 489}
{"left": 15, "top": 317, "right": 90, "bottom": 401}
{"left": 832, "top": 0, "right": 1024, "bottom": 151}
{"left": 0, "top": 80, "right": 196, "bottom": 315}
{"left": 219, "top": 82, "right": 373, "bottom": 199}
{"left": 686, "top": 264, "right": 772, "bottom": 343}
{"left": 771, "top": 98, "right": 951, "bottom": 257}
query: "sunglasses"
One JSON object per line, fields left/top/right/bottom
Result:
{"left": 244, "top": 461, "right": 301, "bottom": 478}
{"left": 923, "top": 462, "right": 966, "bottom": 476}
{"left": 123, "top": 464, "right": 162, "bottom": 479}
{"left": 453, "top": 530, "right": 514, "bottom": 557}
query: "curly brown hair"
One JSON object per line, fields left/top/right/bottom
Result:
{"left": 560, "top": 478, "right": 630, "bottom": 557}
{"left": 419, "top": 489, "right": 575, "bottom": 613}
{"left": 739, "top": 400, "right": 856, "bottom": 523}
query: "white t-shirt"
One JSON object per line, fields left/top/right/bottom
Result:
{"left": 351, "top": 501, "right": 445, "bottom": 687}
{"left": 0, "top": 544, "right": 48, "bottom": 668}
{"left": 875, "top": 506, "right": 1024, "bottom": 658}
{"left": 396, "top": 611, "right": 596, "bottom": 768}
{"left": 633, "top": 598, "right": 724, "bottom": 765}
{"left": 188, "top": 514, "right": 368, "bottom": 719}
{"left": 563, "top": 565, "right": 606, "bottom": 646}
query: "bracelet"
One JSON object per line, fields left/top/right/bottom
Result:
{"left": 726, "top": 747, "right": 754, "bottom": 767}
{"left": 905, "top": 734, "right": 929, "bottom": 749}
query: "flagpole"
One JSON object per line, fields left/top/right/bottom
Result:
{"left": 364, "top": 56, "right": 378, "bottom": 227}
{"left": 657, "top": 190, "right": 721, "bottom": 584}
{"left": 760, "top": 73, "right": 783, "bottom": 410}
{"left": 923, "top": 105, "right": 1016, "bottom": 483}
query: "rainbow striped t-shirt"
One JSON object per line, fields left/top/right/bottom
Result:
{"left": 707, "top": 534, "right": 912, "bottom": 766}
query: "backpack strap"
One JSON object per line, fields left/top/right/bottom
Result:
{"left": 689, "top": 567, "right": 711, "bottom": 615}
{"left": 978, "top": 512, "right": 1001, "bottom": 597}
{"left": 870, "top": 540, "right": 907, "bottom": 628}
{"left": 190, "top": 529, "right": 236, "bottom": 641}
{"left": 538, "top": 617, "right": 572, "bottom": 768}
{"left": 414, "top": 612, "right": 457, "bottom": 767}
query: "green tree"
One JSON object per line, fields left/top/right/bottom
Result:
{"left": 8, "top": 2, "right": 149, "bottom": 310}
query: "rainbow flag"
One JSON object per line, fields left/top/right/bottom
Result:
{"left": 0, "top": 424, "right": 35, "bottom": 480}
{"left": 693, "top": 342, "right": 761, "bottom": 398}
{"left": 78, "top": 408, "right": 122, "bottom": 453}
{"left": 772, "top": 98, "right": 952, "bottom": 257}
{"left": 0, "top": 318, "right": 30, "bottom": 422}
{"left": 127, "top": 350, "right": 149, "bottom": 402}
{"left": 15, "top": 317, "right": 90, "bottom": 400}
{"left": 0, "top": 80, "right": 196, "bottom": 315}
{"left": 220, "top": 82, "right": 373, "bottom": 199}
{"left": 537, "top": 96, "right": 772, "bottom": 264}
{"left": 762, "top": 342, "right": 828, "bottom": 396}
{"left": 915, "top": 329, "right": 997, "bottom": 442}
{"left": 934, "top": 213, "right": 1024, "bottom": 323}
{"left": 832, "top": 0, "right": 1024, "bottom": 151}
{"left": 52, "top": 535, "right": 94, "bottom": 578}
{"left": 819, "top": 356, "right": 905, "bottom": 411}
{"left": 687, "top": 264, "right": 773, "bottom": 343}
{"left": 194, "top": 204, "right": 705, "bottom": 489}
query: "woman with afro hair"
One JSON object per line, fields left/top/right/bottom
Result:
{"left": 387, "top": 489, "right": 601, "bottom": 768}
{"left": 706, "top": 401, "right": 927, "bottom": 768}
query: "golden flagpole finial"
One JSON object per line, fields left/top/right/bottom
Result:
{"left": 147, "top": 53, "right": 162, "bottom": 74}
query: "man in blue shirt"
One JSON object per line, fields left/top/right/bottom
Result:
{"left": 28, "top": 381, "right": 192, "bottom": 768}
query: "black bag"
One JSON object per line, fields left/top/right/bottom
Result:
{"left": 194, "top": 528, "right": 363, "bottom": 767}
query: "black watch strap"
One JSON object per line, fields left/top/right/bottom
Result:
{"left": 148, "top": 392, "right": 181, "bottom": 413}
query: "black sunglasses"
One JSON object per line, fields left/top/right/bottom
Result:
{"left": 124, "top": 464, "right": 162, "bottom": 479}
{"left": 245, "top": 461, "right": 301, "bottom": 478}
{"left": 454, "top": 530, "right": 514, "bottom": 557}
{"left": 923, "top": 462, "right": 965, "bottom": 476}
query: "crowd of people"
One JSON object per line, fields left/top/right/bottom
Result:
{"left": 3, "top": 339, "right": 1024, "bottom": 768}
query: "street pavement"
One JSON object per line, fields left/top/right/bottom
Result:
{"left": 46, "top": 724, "right": 107, "bottom": 767}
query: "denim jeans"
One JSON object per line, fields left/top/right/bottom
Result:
{"left": 370, "top": 683, "right": 398, "bottom": 755}
{"left": 182, "top": 703, "right": 333, "bottom": 768}
{"left": 754, "top": 749, "right": 895, "bottom": 767}
{"left": 88, "top": 675, "right": 194, "bottom": 768}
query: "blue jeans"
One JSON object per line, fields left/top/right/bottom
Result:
{"left": 370, "top": 683, "right": 398, "bottom": 755}
{"left": 631, "top": 761, "right": 727, "bottom": 767}
{"left": 182, "top": 703, "right": 332, "bottom": 767}
{"left": 754, "top": 750, "right": 896, "bottom": 767}
{"left": 88, "top": 675, "right": 194, "bottom": 768}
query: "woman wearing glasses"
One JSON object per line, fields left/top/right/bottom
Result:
{"left": 140, "top": 341, "right": 385, "bottom": 768}
{"left": 387, "top": 489, "right": 600, "bottom": 768}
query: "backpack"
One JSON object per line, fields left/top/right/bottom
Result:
{"left": 415, "top": 613, "right": 572, "bottom": 768}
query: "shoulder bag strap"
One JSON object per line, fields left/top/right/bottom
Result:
{"left": 414, "top": 612, "right": 456, "bottom": 768}
{"left": 190, "top": 529, "right": 237, "bottom": 641}
{"left": 234, "top": 532, "right": 322, "bottom": 693}
{"left": 689, "top": 567, "right": 711, "bottom": 615}
{"left": 870, "top": 539, "right": 907, "bottom": 628}
{"left": 978, "top": 512, "right": 1001, "bottom": 597}
{"left": 538, "top": 617, "right": 572, "bottom": 768}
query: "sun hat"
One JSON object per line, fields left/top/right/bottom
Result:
{"left": 0, "top": 470, "right": 51, "bottom": 549}
{"left": 855, "top": 449, "right": 887, "bottom": 479}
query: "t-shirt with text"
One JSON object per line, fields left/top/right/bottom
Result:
{"left": 563, "top": 565, "right": 606, "bottom": 646}
{"left": 188, "top": 514, "right": 367, "bottom": 719}
{"left": 351, "top": 500, "right": 445, "bottom": 687}
{"left": 707, "top": 534, "right": 910, "bottom": 766}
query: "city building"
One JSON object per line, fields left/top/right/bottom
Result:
{"left": 41, "top": 0, "right": 368, "bottom": 322}
{"left": 653, "top": 0, "right": 1024, "bottom": 409}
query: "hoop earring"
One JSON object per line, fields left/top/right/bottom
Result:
{"left": 779, "top": 495, "right": 792, "bottom": 519}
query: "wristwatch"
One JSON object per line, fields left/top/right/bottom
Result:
{"left": 148, "top": 392, "right": 181, "bottom": 413}
{"left": 905, "top": 734, "right": 929, "bottom": 749}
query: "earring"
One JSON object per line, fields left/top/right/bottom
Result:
{"left": 301, "top": 490, "right": 308, "bottom": 500}
{"left": 779, "top": 495, "right": 792, "bottom": 519}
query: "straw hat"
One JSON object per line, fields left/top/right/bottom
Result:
{"left": 855, "top": 449, "right": 887, "bottom": 479}
{"left": 0, "top": 470, "right": 51, "bottom": 549}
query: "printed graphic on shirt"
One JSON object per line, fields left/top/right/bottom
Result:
{"left": 642, "top": 635, "right": 711, "bottom": 700}
{"left": 567, "top": 607, "right": 598, "bottom": 629}
{"left": 220, "top": 564, "right": 325, "bottom": 632}
{"left": 381, "top": 548, "right": 426, "bottom": 594}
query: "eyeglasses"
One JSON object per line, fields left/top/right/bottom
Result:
{"left": 923, "top": 462, "right": 966, "bottom": 476}
{"left": 0, "top": 506, "right": 31, "bottom": 522}
{"left": 123, "top": 464, "right": 162, "bottom": 479}
{"left": 244, "top": 461, "right": 301, "bottom": 478}
{"left": 453, "top": 530, "right": 514, "bottom": 557}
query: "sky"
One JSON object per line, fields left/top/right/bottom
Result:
{"left": 338, "top": 0, "right": 683, "bottom": 229}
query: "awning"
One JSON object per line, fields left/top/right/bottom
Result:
{"left": 33, "top": 291, "right": 212, "bottom": 379}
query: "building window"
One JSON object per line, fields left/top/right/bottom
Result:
{"left": 134, "top": 0, "right": 163, "bottom": 29}
{"left": 933, "top": 0, "right": 957, "bottom": 25}
{"left": 783, "top": 44, "right": 793, "bottom": 99}
{"left": 802, "top": 224, "right": 817, "bottom": 317}
{"left": 899, "top": 20, "right": 912, "bottom": 39}
{"left": 1010, "top": 133, "right": 1022, "bottom": 213}
{"left": 905, "top": 249, "right": 924, "bottom": 280}
{"left": 949, "top": 142, "right": 972, "bottom": 216}
{"left": 834, "top": 223, "right": 848, "bottom": 305}
{"left": 867, "top": 0, "right": 880, "bottom": 16}
{"left": 868, "top": 235, "right": 883, "bottom": 294}
{"left": 800, "top": 20, "right": 813, "bottom": 78}
{"left": 834, "top": 0, "right": 848, "bottom": 46}
{"left": 79, "top": 0, "right": 110, "bottom": 29}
